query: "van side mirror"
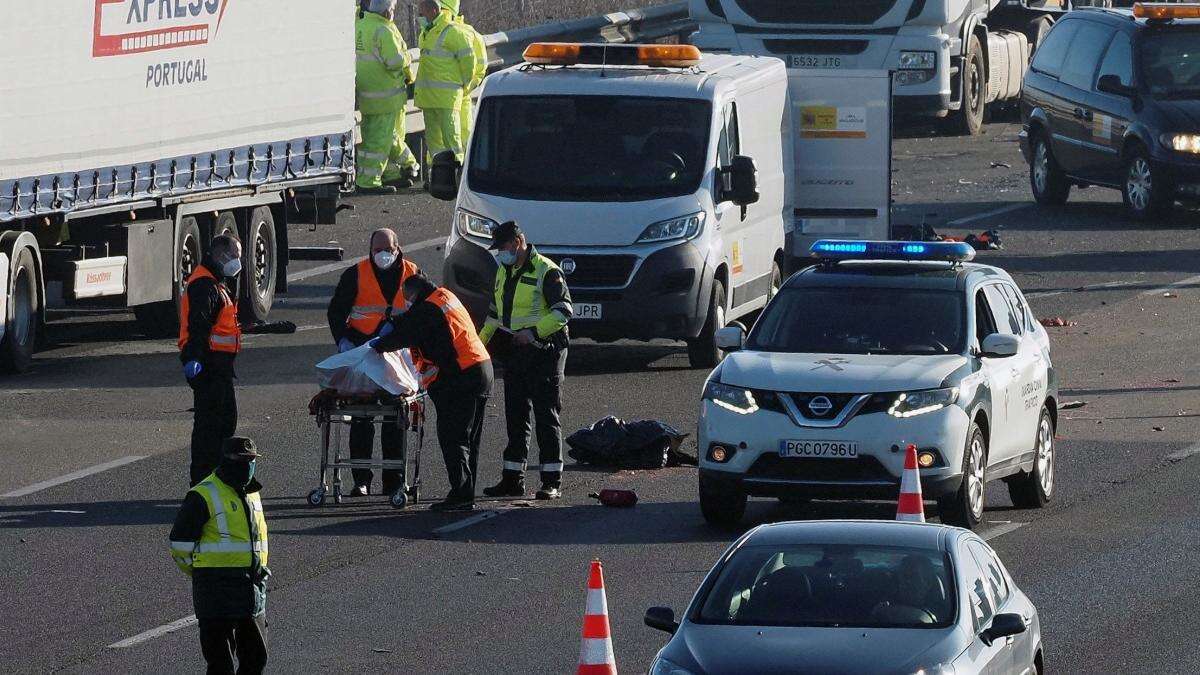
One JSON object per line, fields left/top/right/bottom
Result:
{"left": 644, "top": 606, "right": 679, "bottom": 634}
{"left": 722, "top": 155, "right": 759, "bottom": 207}
{"left": 715, "top": 325, "right": 745, "bottom": 352}
{"left": 429, "top": 150, "right": 461, "bottom": 201}
{"left": 979, "top": 333, "right": 1019, "bottom": 358}
{"left": 1097, "top": 74, "right": 1134, "bottom": 98}
{"left": 980, "top": 613, "right": 1027, "bottom": 647}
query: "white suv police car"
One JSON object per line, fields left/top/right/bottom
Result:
{"left": 698, "top": 241, "right": 1058, "bottom": 529}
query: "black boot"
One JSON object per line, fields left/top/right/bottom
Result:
{"left": 430, "top": 493, "right": 475, "bottom": 511}
{"left": 483, "top": 472, "right": 525, "bottom": 497}
{"left": 536, "top": 484, "right": 562, "bottom": 500}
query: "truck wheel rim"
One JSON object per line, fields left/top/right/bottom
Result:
{"left": 253, "top": 221, "right": 272, "bottom": 300}
{"left": 12, "top": 265, "right": 33, "bottom": 346}
{"left": 1127, "top": 158, "right": 1151, "bottom": 211}
{"left": 180, "top": 233, "right": 199, "bottom": 296}
{"left": 968, "top": 55, "right": 982, "bottom": 116}
{"left": 1037, "top": 415, "right": 1054, "bottom": 495}
{"left": 968, "top": 436, "right": 985, "bottom": 519}
{"left": 1033, "top": 143, "right": 1049, "bottom": 193}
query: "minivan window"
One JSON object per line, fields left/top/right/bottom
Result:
{"left": 983, "top": 284, "right": 1022, "bottom": 336}
{"left": 1059, "top": 23, "right": 1116, "bottom": 91}
{"left": 1141, "top": 31, "right": 1200, "bottom": 99}
{"left": 467, "top": 95, "right": 711, "bottom": 202}
{"left": 1096, "top": 31, "right": 1133, "bottom": 90}
{"left": 1030, "top": 20, "right": 1079, "bottom": 78}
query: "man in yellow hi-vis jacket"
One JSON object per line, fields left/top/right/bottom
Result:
{"left": 356, "top": 0, "right": 419, "bottom": 194}
{"left": 415, "top": 0, "right": 478, "bottom": 163}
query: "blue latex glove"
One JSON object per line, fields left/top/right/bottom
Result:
{"left": 337, "top": 337, "right": 355, "bottom": 353}
{"left": 183, "top": 360, "right": 202, "bottom": 380}
{"left": 378, "top": 321, "right": 395, "bottom": 337}
{"left": 367, "top": 337, "right": 382, "bottom": 351}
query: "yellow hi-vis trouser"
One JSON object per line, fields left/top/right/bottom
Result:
{"left": 356, "top": 111, "right": 418, "bottom": 188}
{"left": 421, "top": 107, "right": 463, "bottom": 165}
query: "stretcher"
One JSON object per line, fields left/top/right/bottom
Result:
{"left": 307, "top": 391, "right": 427, "bottom": 509}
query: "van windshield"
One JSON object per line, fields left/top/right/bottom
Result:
{"left": 467, "top": 95, "right": 712, "bottom": 202}
{"left": 1141, "top": 31, "right": 1200, "bottom": 99}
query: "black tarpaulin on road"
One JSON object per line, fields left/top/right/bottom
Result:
{"left": 566, "top": 416, "right": 694, "bottom": 469}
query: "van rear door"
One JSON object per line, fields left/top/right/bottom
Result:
{"left": 786, "top": 69, "right": 892, "bottom": 259}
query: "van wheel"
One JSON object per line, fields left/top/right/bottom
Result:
{"left": 0, "top": 246, "right": 40, "bottom": 373}
{"left": 687, "top": 279, "right": 726, "bottom": 369}
{"left": 1123, "top": 146, "right": 1174, "bottom": 221}
{"left": 1031, "top": 133, "right": 1070, "bottom": 206}
{"left": 135, "top": 216, "right": 202, "bottom": 338}
{"left": 1007, "top": 406, "right": 1055, "bottom": 508}
{"left": 939, "top": 421, "right": 987, "bottom": 529}
{"left": 700, "top": 474, "right": 746, "bottom": 527}
{"left": 240, "top": 206, "right": 277, "bottom": 323}
{"left": 766, "top": 260, "right": 783, "bottom": 303}
{"left": 954, "top": 35, "right": 986, "bottom": 136}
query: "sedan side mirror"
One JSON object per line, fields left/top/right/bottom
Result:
{"left": 644, "top": 606, "right": 679, "bottom": 634}
{"left": 1097, "top": 74, "right": 1135, "bottom": 98}
{"left": 980, "top": 612, "right": 1027, "bottom": 647}
{"left": 429, "top": 150, "right": 461, "bottom": 201}
{"left": 979, "top": 333, "right": 1019, "bottom": 359}
{"left": 715, "top": 324, "right": 746, "bottom": 352}
{"left": 722, "top": 155, "right": 759, "bottom": 207}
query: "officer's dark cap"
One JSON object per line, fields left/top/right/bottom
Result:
{"left": 489, "top": 221, "right": 522, "bottom": 250}
{"left": 221, "top": 436, "right": 261, "bottom": 461}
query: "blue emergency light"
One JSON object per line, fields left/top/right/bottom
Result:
{"left": 810, "top": 239, "right": 976, "bottom": 263}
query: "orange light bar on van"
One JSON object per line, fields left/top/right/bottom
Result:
{"left": 1133, "top": 3, "right": 1200, "bottom": 19}
{"left": 522, "top": 42, "right": 702, "bottom": 67}
{"left": 636, "top": 44, "right": 702, "bottom": 67}
{"left": 523, "top": 43, "right": 582, "bottom": 65}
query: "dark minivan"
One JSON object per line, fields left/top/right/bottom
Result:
{"left": 1020, "top": 3, "right": 1200, "bottom": 219}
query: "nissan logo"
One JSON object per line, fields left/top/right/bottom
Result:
{"left": 561, "top": 258, "right": 577, "bottom": 275}
{"left": 808, "top": 396, "right": 834, "bottom": 416}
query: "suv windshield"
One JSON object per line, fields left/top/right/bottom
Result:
{"left": 696, "top": 543, "right": 957, "bottom": 629}
{"left": 467, "top": 95, "right": 711, "bottom": 202}
{"left": 747, "top": 286, "right": 965, "bottom": 355}
{"left": 1141, "top": 30, "right": 1200, "bottom": 99}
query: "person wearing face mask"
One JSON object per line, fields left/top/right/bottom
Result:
{"left": 414, "top": 0, "right": 478, "bottom": 164}
{"left": 179, "top": 234, "right": 244, "bottom": 487}
{"left": 478, "top": 221, "right": 573, "bottom": 500}
{"left": 370, "top": 273, "right": 493, "bottom": 510}
{"left": 326, "top": 228, "right": 420, "bottom": 496}
{"left": 355, "top": 0, "right": 420, "bottom": 195}
{"left": 170, "top": 437, "right": 270, "bottom": 675}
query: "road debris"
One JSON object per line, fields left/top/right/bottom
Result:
{"left": 1039, "top": 317, "right": 1078, "bottom": 327}
{"left": 1163, "top": 292, "right": 1178, "bottom": 298}
{"left": 588, "top": 489, "right": 638, "bottom": 508}
{"left": 990, "top": 161, "right": 1012, "bottom": 168}
{"left": 1060, "top": 401, "right": 1087, "bottom": 410}
{"left": 1153, "top": 426, "right": 1166, "bottom": 432}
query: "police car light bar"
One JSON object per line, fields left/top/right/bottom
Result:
{"left": 1133, "top": 3, "right": 1200, "bottom": 20}
{"left": 522, "top": 43, "right": 702, "bottom": 68}
{"left": 810, "top": 240, "right": 976, "bottom": 263}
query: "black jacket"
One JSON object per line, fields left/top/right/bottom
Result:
{"left": 169, "top": 477, "right": 268, "bottom": 619}
{"left": 326, "top": 257, "right": 411, "bottom": 345}
{"left": 373, "top": 287, "right": 492, "bottom": 388}
{"left": 179, "top": 259, "right": 237, "bottom": 373}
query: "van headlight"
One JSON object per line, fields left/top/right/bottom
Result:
{"left": 888, "top": 387, "right": 959, "bottom": 418}
{"left": 637, "top": 212, "right": 705, "bottom": 243}
{"left": 456, "top": 209, "right": 498, "bottom": 241}
{"left": 704, "top": 380, "right": 758, "bottom": 415}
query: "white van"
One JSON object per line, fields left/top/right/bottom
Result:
{"left": 430, "top": 43, "right": 890, "bottom": 367}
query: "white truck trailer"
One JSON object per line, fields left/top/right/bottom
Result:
{"left": 0, "top": 0, "right": 356, "bottom": 372}
{"left": 688, "top": 0, "right": 1109, "bottom": 134}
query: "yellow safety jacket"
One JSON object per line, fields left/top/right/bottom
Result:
{"left": 481, "top": 248, "right": 570, "bottom": 343}
{"left": 356, "top": 11, "right": 413, "bottom": 115}
{"left": 415, "top": 10, "right": 476, "bottom": 110}
{"left": 457, "top": 16, "right": 487, "bottom": 91}
{"left": 170, "top": 473, "right": 269, "bottom": 576}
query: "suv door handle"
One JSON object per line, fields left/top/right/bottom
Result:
{"left": 1073, "top": 107, "right": 1093, "bottom": 121}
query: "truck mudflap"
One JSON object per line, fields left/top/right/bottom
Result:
{"left": 0, "top": 132, "right": 354, "bottom": 224}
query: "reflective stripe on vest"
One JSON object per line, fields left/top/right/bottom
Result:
{"left": 415, "top": 14, "right": 468, "bottom": 108}
{"left": 188, "top": 474, "right": 269, "bottom": 569}
{"left": 494, "top": 252, "right": 560, "bottom": 332}
{"left": 426, "top": 287, "right": 490, "bottom": 372}
{"left": 346, "top": 258, "right": 418, "bottom": 336}
{"left": 178, "top": 266, "right": 241, "bottom": 354}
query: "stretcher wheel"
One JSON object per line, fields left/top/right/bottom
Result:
{"left": 389, "top": 491, "right": 408, "bottom": 509}
{"left": 307, "top": 488, "right": 326, "bottom": 507}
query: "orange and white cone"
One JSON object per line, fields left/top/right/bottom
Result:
{"left": 896, "top": 444, "right": 926, "bottom": 523}
{"left": 578, "top": 559, "right": 617, "bottom": 675}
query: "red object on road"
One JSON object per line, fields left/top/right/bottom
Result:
{"left": 896, "top": 444, "right": 926, "bottom": 523}
{"left": 588, "top": 489, "right": 638, "bottom": 507}
{"left": 578, "top": 560, "right": 617, "bottom": 675}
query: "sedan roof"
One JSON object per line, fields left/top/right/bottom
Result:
{"left": 740, "top": 519, "right": 953, "bottom": 552}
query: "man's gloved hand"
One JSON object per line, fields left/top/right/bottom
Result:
{"left": 367, "top": 337, "right": 382, "bottom": 351}
{"left": 183, "top": 360, "right": 203, "bottom": 380}
{"left": 337, "top": 337, "right": 356, "bottom": 353}
{"left": 378, "top": 321, "right": 395, "bottom": 337}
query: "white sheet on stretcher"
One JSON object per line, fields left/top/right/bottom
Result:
{"left": 315, "top": 345, "right": 420, "bottom": 396}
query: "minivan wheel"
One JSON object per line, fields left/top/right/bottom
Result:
{"left": 687, "top": 279, "right": 726, "bottom": 369}
{"left": 699, "top": 474, "right": 746, "bottom": 527}
{"left": 1007, "top": 406, "right": 1055, "bottom": 508}
{"left": 1031, "top": 134, "right": 1070, "bottom": 206}
{"left": 939, "top": 422, "right": 987, "bottom": 529}
{"left": 1122, "top": 147, "right": 1174, "bottom": 221}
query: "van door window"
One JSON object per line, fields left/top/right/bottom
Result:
{"left": 974, "top": 289, "right": 998, "bottom": 346}
{"left": 983, "top": 284, "right": 1022, "bottom": 336}
{"left": 1060, "top": 23, "right": 1116, "bottom": 91}
{"left": 717, "top": 103, "right": 740, "bottom": 168}
{"left": 1030, "top": 20, "right": 1079, "bottom": 78}
{"left": 1096, "top": 31, "right": 1133, "bottom": 90}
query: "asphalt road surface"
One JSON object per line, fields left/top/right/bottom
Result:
{"left": 4, "top": 119, "right": 1200, "bottom": 674}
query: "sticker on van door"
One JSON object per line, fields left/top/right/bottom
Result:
{"left": 732, "top": 240, "right": 744, "bottom": 275}
{"left": 800, "top": 106, "right": 868, "bottom": 139}
{"left": 1091, "top": 113, "right": 1113, "bottom": 142}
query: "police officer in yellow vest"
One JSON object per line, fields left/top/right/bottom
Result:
{"left": 415, "top": 0, "right": 478, "bottom": 163}
{"left": 479, "top": 222, "right": 573, "bottom": 500}
{"left": 356, "top": 0, "right": 419, "bottom": 195}
{"left": 170, "top": 437, "right": 270, "bottom": 675}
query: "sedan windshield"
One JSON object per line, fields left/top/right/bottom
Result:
{"left": 748, "top": 286, "right": 965, "bottom": 355}
{"left": 467, "top": 95, "right": 711, "bottom": 202}
{"left": 697, "top": 544, "right": 957, "bottom": 629}
{"left": 1141, "top": 31, "right": 1200, "bottom": 99}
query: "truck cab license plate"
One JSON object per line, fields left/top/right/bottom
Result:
{"left": 789, "top": 55, "right": 843, "bottom": 69}
{"left": 779, "top": 440, "right": 859, "bottom": 458}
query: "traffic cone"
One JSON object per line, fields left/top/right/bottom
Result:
{"left": 578, "top": 559, "right": 617, "bottom": 675}
{"left": 896, "top": 444, "right": 926, "bottom": 523}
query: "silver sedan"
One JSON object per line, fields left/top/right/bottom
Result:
{"left": 645, "top": 520, "right": 1042, "bottom": 675}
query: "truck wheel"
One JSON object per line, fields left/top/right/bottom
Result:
{"left": 1122, "top": 146, "right": 1174, "bottom": 221}
{"left": 1030, "top": 133, "right": 1070, "bottom": 206}
{"left": 954, "top": 35, "right": 986, "bottom": 136}
{"left": 699, "top": 474, "right": 746, "bottom": 527}
{"left": 210, "top": 211, "right": 237, "bottom": 240}
{"left": 240, "top": 206, "right": 277, "bottom": 323}
{"left": 1007, "top": 406, "right": 1055, "bottom": 509}
{"left": 938, "top": 421, "right": 987, "bottom": 530}
{"left": 0, "top": 246, "right": 40, "bottom": 373}
{"left": 687, "top": 279, "right": 726, "bottom": 369}
{"left": 135, "top": 216, "right": 202, "bottom": 338}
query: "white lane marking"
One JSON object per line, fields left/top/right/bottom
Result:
{"left": 1, "top": 456, "right": 148, "bottom": 498}
{"left": 1140, "top": 273, "right": 1200, "bottom": 297}
{"left": 1025, "top": 280, "right": 1140, "bottom": 299}
{"left": 1166, "top": 442, "right": 1200, "bottom": 462}
{"left": 945, "top": 203, "right": 1029, "bottom": 227}
{"left": 107, "top": 614, "right": 197, "bottom": 649}
{"left": 431, "top": 509, "right": 499, "bottom": 536}
{"left": 285, "top": 235, "right": 445, "bottom": 283}
{"left": 981, "top": 521, "right": 1028, "bottom": 541}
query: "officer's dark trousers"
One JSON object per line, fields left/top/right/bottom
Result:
{"left": 502, "top": 346, "right": 567, "bottom": 487}
{"left": 348, "top": 418, "right": 405, "bottom": 494}
{"left": 430, "top": 361, "right": 494, "bottom": 500}
{"left": 190, "top": 370, "right": 238, "bottom": 486}
{"left": 198, "top": 614, "right": 267, "bottom": 675}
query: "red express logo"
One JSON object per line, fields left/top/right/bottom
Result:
{"left": 93, "top": 0, "right": 229, "bottom": 57}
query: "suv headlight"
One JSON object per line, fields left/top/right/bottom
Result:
{"left": 704, "top": 380, "right": 758, "bottom": 415}
{"left": 899, "top": 50, "right": 936, "bottom": 70}
{"left": 637, "top": 212, "right": 705, "bottom": 243}
{"left": 456, "top": 209, "right": 498, "bottom": 241}
{"left": 1161, "top": 133, "right": 1200, "bottom": 154}
{"left": 888, "top": 387, "right": 959, "bottom": 418}
{"left": 651, "top": 655, "right": 697, "bottom": 675}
